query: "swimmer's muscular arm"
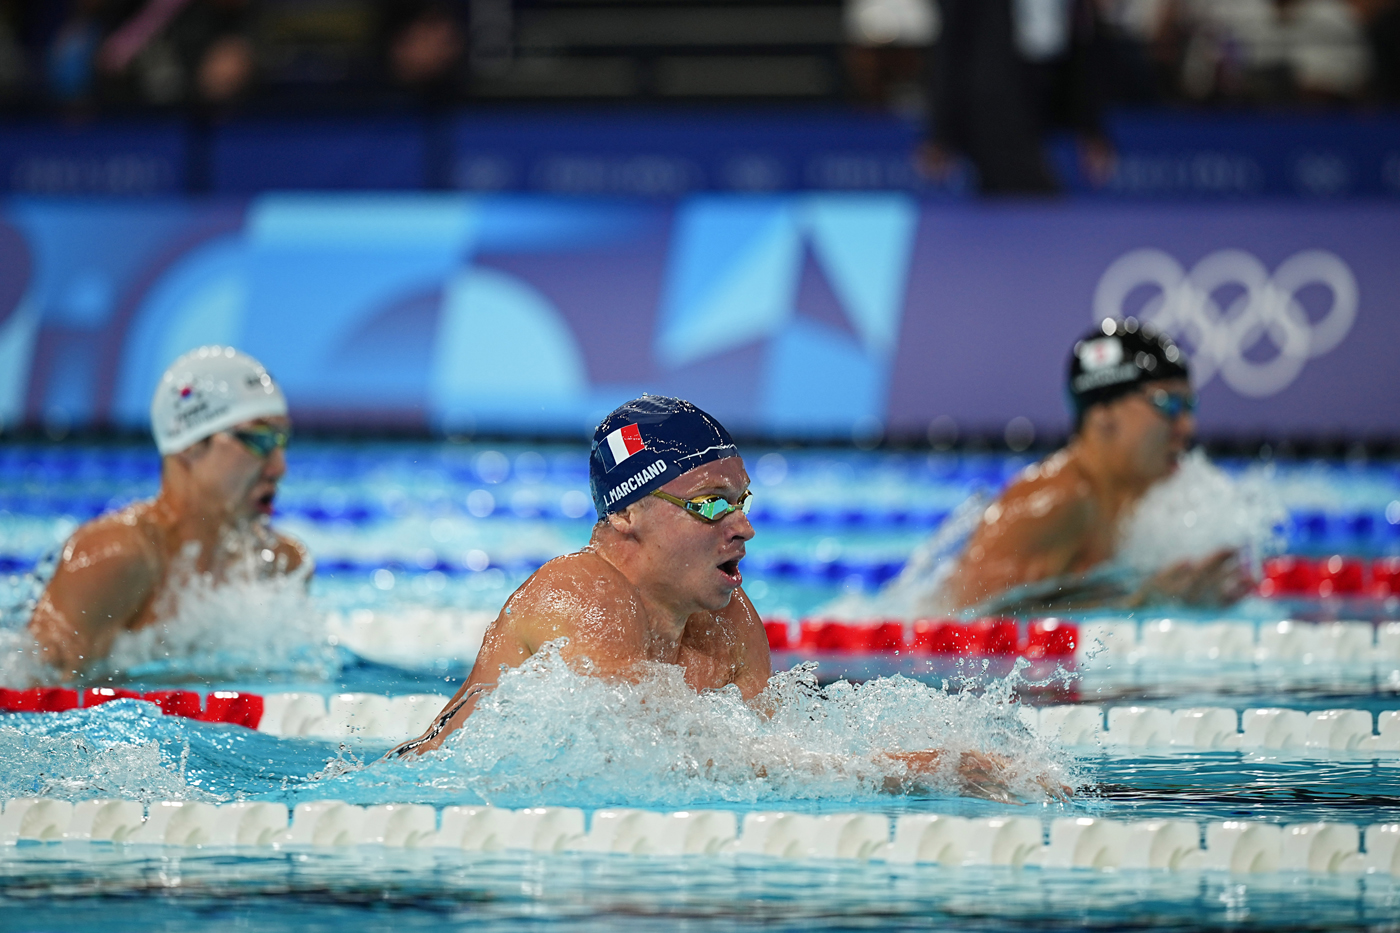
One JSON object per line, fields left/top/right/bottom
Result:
{"left": 942, "top": 467, "right": 1097, "bottom": 612}
{"left": 398, "top": 552, "right": 652, "bottom": 754}
{"left": 28, "top": 520, "right": 161, "bottom": 678}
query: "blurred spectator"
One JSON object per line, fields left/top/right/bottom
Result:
{"left": 0, "top": 4, "right": 27, "bottom": 104}
{"left": 925, "top": 0, "right": 1112, "bottom": 196}
{"left": 382, "top": 0, "right": 465, "bottom": 101}
{"left": 83, "top": 0, "right": 258, "bottom": 107}
{"left": 1357, "top": 0, "right": 1400, "bottom": 100}
{"left": 1126, "top": 0, "right": 1374, "bottom": 102}
{"left": 844, "top": 0, "right": 940, "bottom": 112}
{"left": 45, "top": 0, "right": 127, "bottom": 105}
{"left": 1280, "top": 0, "right": 1371, "bottom": 100}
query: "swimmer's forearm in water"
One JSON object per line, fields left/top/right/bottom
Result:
{"left": 965, "top": 549, "right": 1251, "bottom": 617}
{"left": 385, "top": 683, "right": 495, "bottom": 758}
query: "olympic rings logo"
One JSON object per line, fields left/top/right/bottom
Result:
{"left": 1092, "top": 248, "right": 1359, "bottom": 398}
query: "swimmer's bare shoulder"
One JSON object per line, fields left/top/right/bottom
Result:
{"left": 945, "top": 450, "right": 1101, "bottom": 610}
{"left": 28, "top": 504, "right": 164, "bottom": 676}
{"left": 395, "top": 550, "right": 650, "bottom": 754}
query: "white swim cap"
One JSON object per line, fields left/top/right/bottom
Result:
{"left": 150, "top": 346, "right": 288, "bottom": 455}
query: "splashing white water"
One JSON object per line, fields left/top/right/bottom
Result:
{"left": 0, "top": 725, "right": 203, "bottom": 803}
{"left": 1116, "top": 450, "right": 1287, "bottom": 574}
{"left": 100, "top": 540, "right": 336, "bottom": 682}
{"left": 337, "top": 641, "right": 1078, "bottom": 810}
{"left": 0, "top": 526, "right": 337, "bottom": 685}
{"left": 818, "top": 493, "right": 990, "bottom": 621}
{"left": 827, "top": 451, "right": 1290, "bottom": 618}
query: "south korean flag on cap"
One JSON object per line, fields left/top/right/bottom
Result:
{"left": 599, "top": 423, "right": 646, "bottom": 472}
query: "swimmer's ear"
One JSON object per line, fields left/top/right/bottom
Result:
{"left": 1082, "top": 403, "right": 1117, "bottom": 439}
{"left": 606, "top": 501, "right": 645, "bottom": 535}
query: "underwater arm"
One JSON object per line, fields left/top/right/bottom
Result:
{"left": 28, "top": 524, "right": 159, "bottom": 679}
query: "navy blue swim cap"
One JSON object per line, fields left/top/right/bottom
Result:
{"left": 589, "top": 396, "right": 739, "bottom": 518}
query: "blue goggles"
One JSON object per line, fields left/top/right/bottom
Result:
{"left": 1143, "top": 388, "right": 1197, "bottom": 421}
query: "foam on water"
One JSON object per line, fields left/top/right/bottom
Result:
{"left": 823, "top": 451, "right": 1291, "bottom": 619}
{"left": 1116, "top": 450, "right": 1288, "bottom": 574}
{"left": 0, "top": 702, "right": 207, "bottom": 803}
{"left": 100, "top": 545, "right": 337, "bottom": 683}
{"left": 321, "top": 641, "right": 1080, "bottom": 811}
{"left": 0, "top": 531, "right": 338, "bottom": 685}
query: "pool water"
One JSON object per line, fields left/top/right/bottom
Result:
{"left": 2, "top": 440, "right": 1399, "bottom": 932}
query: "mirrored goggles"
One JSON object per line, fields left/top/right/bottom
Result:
{"left": 229, "top": 425, "right": 291, "bottom": 458}
{"left": 651, "top": 489, "right": 753, "bottom": 523}
{"left": 1143, "top": 388, "right": 1197, "bottom": 421}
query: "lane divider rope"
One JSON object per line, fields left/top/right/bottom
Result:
{"left": 0, "top": 796, "right": 1397, "bottom": 876}
{"left": 4, "top": 688, "right": 1400, "bottom": 755}
{"left": 4, "top": 553, "right": 1399, "bottom": 597}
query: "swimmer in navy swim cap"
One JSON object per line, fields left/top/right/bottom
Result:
{"left": 396, "top": 396, "right": 1065, "bottom": 802}
{"left": 28, "top": 347, "right": 308, "bottom": 679}
{"left": 940, "top": 318, "right": 1253, "bottom": 614}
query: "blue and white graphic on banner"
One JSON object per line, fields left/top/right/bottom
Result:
{"left": 657, "top": 195, "right": 917, "bottom": 432}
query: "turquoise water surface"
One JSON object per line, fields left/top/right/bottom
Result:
{"left": 2, "top": 440, "right": 1399, "bottom": 932}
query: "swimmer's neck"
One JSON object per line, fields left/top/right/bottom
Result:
{"left": 587, "top": 530, "right": 694, "bottom": 655}
{"left": 151, "top": 467, "right": 255, "bottom": 558}
{"left": 1066, "top": 433, "right": 1156, "bottom": 504}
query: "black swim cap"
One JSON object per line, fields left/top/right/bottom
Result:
{"left": 1067, "top": 318, "right": 1189, "bottom": 426}
{"left": 589, "top": 395, "right": 739, "bottom": 518}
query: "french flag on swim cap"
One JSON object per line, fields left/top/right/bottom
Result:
{"left": 599, "top": 423, "right": 646, "bottom": 472}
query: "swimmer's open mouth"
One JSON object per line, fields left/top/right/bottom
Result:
{"left": 256, "top": 492, "right": 276, "bottom": 513}
{"left": 717, "top": 557, "right": 742, "bottom": 585}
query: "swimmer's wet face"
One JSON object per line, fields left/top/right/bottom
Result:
{"left": 1099, "top": 377, "right": 1195, "bottom": 481}
{"left": 182, "top": 415, "right": 291, "bottom": 519}
{"left": 613, "top": 457, "right": 754, "bottom": 614}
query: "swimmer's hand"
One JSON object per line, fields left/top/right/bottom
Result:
{"left": 1131, "top": 548, "right": 1254, "bottom": 608}
{"left": 879, "top": 749, "right": 1072, "bottom": 804}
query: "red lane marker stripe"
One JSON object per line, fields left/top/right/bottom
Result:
{"left": 776, "top": 618, "right": 1081, "bottom": 659}
{"left": 0, "top": 686, "right": 267, "bottom": 730}
{"left": 143, "top": 690, "right": 203, "bottom": 718}
{"left": 83, "top": 687, "right": 143, "bottom": 707}
{"left": 200, "top": 691, "right": 264, "bottom": 729}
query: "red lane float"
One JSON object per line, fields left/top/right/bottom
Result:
{"left": 768, "top": 618, "right": 1077, "bottom": 659}
{"left": 1260, "top": 556, "right": 1400, "bottom": 598}
{"left": 0, "top": 687, "right": 263, "bottom": 728}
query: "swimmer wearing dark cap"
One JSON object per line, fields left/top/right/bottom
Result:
{"left": 394, "top": 396, "right": 1058, "bottom": 801}
{"left": 940, "top": 318, "right": 1253, "bottom": 614}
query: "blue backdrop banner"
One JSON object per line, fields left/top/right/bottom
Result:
{"left": 0, "top": 195, "right": 1395, "bottom": 441}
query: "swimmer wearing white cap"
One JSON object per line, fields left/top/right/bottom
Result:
{"left": 28, "top": 346, "right": 308, "bottom": 678}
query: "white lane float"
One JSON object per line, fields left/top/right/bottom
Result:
{"left": 3, "top": 797, "right": 1397, "bottom": 877}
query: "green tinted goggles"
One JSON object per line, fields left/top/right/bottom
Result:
{"left": 651, "top": 489, "right": 753, "bottom": 523}
{"left": 230, "top": 425, "right": 291, "bottom": 458}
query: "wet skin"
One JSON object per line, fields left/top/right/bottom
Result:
{"left": 28, "top": 416, "right": 307, "bottom": 679}
{"left": 397, "top": 457, "right": 1067, "bottom": 802}
{"left": 402, "top": 458, "right": 770, "bottom": 753}
{"left": 941, "top": 378, "right": 1252, "bottom": 613}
